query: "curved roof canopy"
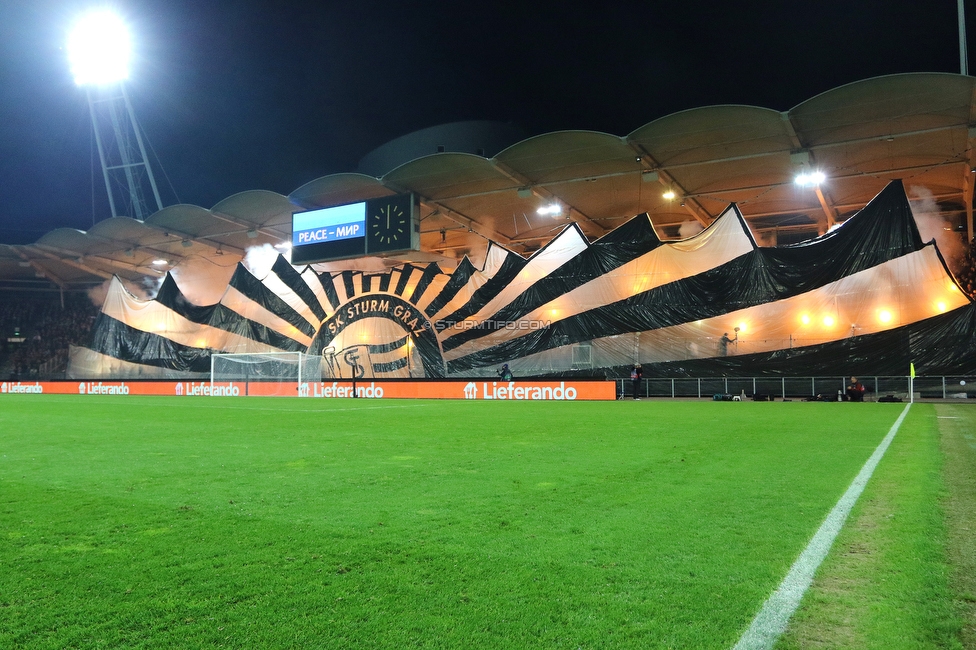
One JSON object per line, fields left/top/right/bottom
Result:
{"left": 3, "top": 73, "right": 974, "bottom": 291}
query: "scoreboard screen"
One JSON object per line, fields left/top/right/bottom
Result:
{"left": 291, "top": 194, "right": 418, "bottom": 264}
{"left": 291, "top": 201, "right": 367, "bottom": 264}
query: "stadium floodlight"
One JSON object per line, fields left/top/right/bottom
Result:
{"left": 67, "top": 9, "right": 163, "bottom": 224}
{"left": 536, "top": 203, "right": 562, "bottom": 216}
{"left": 67, "top": 9, "right": 131, "bottom": 87}
{"left": 795, "top": 171, "right": 826, "bottom": 187}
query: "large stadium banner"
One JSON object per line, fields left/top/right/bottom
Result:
{"left": 68, "top": 181, "right": 976, "bottom": 381}
{"left": 0, "top": 380, "right": 615, "bottom": 401}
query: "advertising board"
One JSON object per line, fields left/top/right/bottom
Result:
{"left": 1, "top": 380, "right": 616, "bottom": 401}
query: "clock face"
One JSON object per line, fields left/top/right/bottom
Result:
{"left": 371, "top": 203, "right": 407, "bottom": 244}
{"left": 368, "top": 195, "right": 413, "bottom": 253}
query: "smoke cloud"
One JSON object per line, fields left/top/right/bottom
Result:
{"left": 86, "top": 275, "right": 163, "bottom": 309}
{"left": 242, "top": 243, "right": 281, "bottom": 279}
{"left": 909, "top": 186, "right": 966, "bottom": 274}
{"left": 87, "top": 279, "right": 110, "bottom": 308}
{"left": 678, "top": 221, "right": 705, "bottom": 239}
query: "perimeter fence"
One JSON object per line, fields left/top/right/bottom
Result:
{"left": 615, "top": 376, "right": 976, "bottom": 401}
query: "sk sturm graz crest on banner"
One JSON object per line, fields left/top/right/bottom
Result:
{"left": 308, "top": 294, "right": 446, "bottom": 378}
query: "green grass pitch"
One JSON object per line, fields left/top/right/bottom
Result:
{"left": 0, "top": 396, "right": 960, "bottom": 648}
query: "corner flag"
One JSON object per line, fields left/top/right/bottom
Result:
{"left": 910, "top": 362, "right": 916, "bottom": 378}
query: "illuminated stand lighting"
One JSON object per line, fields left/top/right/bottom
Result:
{"left": 68, "top": 9, "right": 163, "bottom": 221}
{"left": 794, "top": 170, "right": 826, "bottom": 187}
{"left": 537, "top": 203, "right": 563, "bottom": 217}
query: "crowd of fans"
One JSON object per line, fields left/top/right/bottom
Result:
{"left": 0, "top": 292, "right": 99, "bottom": 380}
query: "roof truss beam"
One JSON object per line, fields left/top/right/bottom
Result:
{"left": 490, "top": 159, "right": 609, "bottom": 235}
{"left": 629, "top": 143, "right": 712, "bottom": 226}
{"left": 30, "top": 248, "right": 113, "bottom": 280}
{"left": 14, "top": 249, "right": 67, "bottom": 290}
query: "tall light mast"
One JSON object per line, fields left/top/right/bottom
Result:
{"left": 960, "top": 0, "right": 970, "bottom": 76}
{"left": 68, "top": 10, "right": 163, "bottom": 221}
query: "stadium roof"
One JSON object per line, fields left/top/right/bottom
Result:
{"left": 2, "top": 72, "right": 975, "bottom": 291}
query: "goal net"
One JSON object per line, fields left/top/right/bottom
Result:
{"left": 210, "top": 352, "right": 322, "bottom": 395}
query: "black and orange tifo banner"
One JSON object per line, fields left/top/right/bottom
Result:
{"left": 0, "top": 380, "right": 616, "bottom": 401}
{"left": 74, "top": 181, "right": 976, "bottom": 380}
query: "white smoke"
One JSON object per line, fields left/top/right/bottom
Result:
{"left": 86, "top": 251, "right": 242, "bottom": 309}
{"left": 141, "top": 274, "right": 166, "bottom": 300}
{"left": 242, "top": 243, "right": 281, "bottom": 279}
{"left": 678, "top": 221, "right": 704, "bottom": 239}
{"left": 241, "top": 244, "right": 278, "bottom": 279}
{"left": 87, "top": 279, "right": 111, "bottom": 308}
{"left": 909, "top": 185, "right": 966, "bottom": 274}
{"left": 86, "top": 275, "right": 162, "bottom": 309}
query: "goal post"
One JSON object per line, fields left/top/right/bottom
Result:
{"left": 210, "top": 351, "right": 323, "bottom": 394}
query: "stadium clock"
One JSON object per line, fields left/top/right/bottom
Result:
{"left": 290, "top": 193, "right": 418, "bottom": 264}
{"left": 369, "top": 194, "right": 414, "bottom": 253}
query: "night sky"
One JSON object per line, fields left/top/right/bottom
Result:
{"left": 0, "top": 0, "right": 969, "bottom": 244}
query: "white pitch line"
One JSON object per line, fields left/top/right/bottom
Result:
{"left": 732, "top": 402, "right": 912, "bottom": 650}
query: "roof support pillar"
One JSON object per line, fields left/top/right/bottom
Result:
{"left": 814, "top": 185, "right": 839, "bottom": 229}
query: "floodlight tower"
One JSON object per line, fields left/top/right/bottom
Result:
{"left": 68, "top": 9, "right": 163, "bottom": 221}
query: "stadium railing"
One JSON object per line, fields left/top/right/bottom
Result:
{"left": 615, "top": 376, "right": 976, "bottom": 401}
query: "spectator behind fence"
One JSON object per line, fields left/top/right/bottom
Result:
{"left": 630, "top": 363, "right": 643, "bottom": 400}
{"left": 846, "top": 376, "right": 865, "bottom": 402}
{"left": 497, "top": 363, "right": 513, "bottom": 381}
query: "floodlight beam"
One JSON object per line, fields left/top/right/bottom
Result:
{"left": 68, "top": 10, "right": 131, "bottom": 87}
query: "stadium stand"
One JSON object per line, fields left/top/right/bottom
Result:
{"left": 0, "top": 291, "right": 98, "bottom": 380}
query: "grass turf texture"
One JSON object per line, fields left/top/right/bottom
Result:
{"left": 0, "top": 396, "right": 936, "bottom": 648}
{"left": 778, "top": 403, "right": 973, "bottom": 650}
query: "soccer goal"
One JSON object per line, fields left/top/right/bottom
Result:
{"left": 210, "top": 351, "right": 322, "bottom": 394}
